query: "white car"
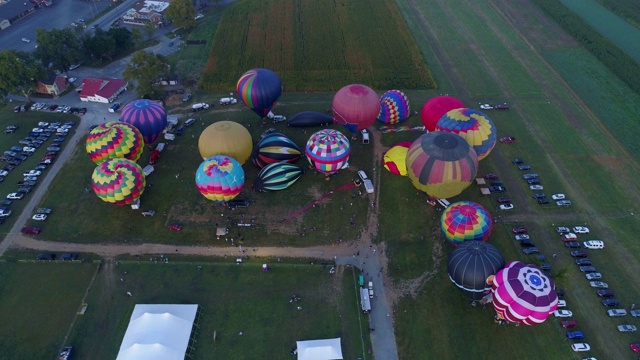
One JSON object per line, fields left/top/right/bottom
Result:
{"left": 573, "top": 226, "right": 589, "bottom": 234}
{"left": 551, "top": 194, "right": 565, "bottom": 200}
{"left": 585, "top": 272, "right": 602, "bottom": 280}
{"left": 0, "top": 210, "right": 12, "bottom": 218}
{"left": 0, "top": 170, "right": 8, "bottom": 177}
{"left": 553, "top": 310, "right": 573, "bottom": 318}
{"left": 479, "top": 103, "right": 493, "bottom": 110}
{"left": 68, "top": 77, "right": 77, "bottom": 83}
{"left": 195, "top": 13, "right": 204, "bottom": 20}
{"left": 499, "top": 204, "right": 514, "bottom": 210}
{"left": 57, "top": 128, "right": 69, "bottom": 134}
{"left": 514, "top": 234, "right": 530, "bottom": 240}
{"left": 571, "top": 343, "right": 590, "bottom": 352}
{"left": 23, "top": 170, "right": 41, "bottom": 177}
{"left": 617, "top": 324, "right": 637, "bottom": 332}
{"left": 589, "top": 281, "right": 608, "bottom": 288}
{"left": 22, "top": 147, "right": 36, "bottom": 153}
{"left": 557, "top": 300, "right": 567, "bottom": 308}
{"left": 32, "top": 214, "right": 47, "bottom": 221}
{"left": 37, "top": 122, "right": 49, "bottom": 127}
{"left": 583, "top": 240, "right": 604, "bottom": 249}
{"left": 21, "top": 38, "right": 30, "bottom": 43}
{"left": 529, "top": 185, "right": 543, "bottom": 190}
{"left": 7, "top": 193, "right": 24, "bottom": 200}
{"left": 31, "top": 127, "right": 44, "bottom": 133}
{"left": 607, "top": 309, "right": 627, "bottom": 317}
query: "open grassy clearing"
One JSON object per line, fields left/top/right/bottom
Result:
{"left": 0, "top": 261, "right": 97, "bottom": 359}
{"left": 67, "top": 260, "right": 369, "bottom": 359}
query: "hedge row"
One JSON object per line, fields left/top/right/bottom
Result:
{"left": 596, "top": 0, "right": 640, "bottom": 28}
{"left": 533, "top": 0, "right": 640, "bottom": 95}
{"left": 200, "top": 0, "right": 435, "bottom": 91}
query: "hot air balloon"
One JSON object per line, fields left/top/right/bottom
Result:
{"left": 120, "top": 99, "right": 168, "bottom": 144}
{"left": 250, "top": 133, "right": 301, "bottom": 168}
{"left": 195, "top": 155, "right": 245, "bottom": 202}
{"left": 86, "top": 122, "right": 144, "bottom": 165}
{"left": 253, "top": 162, "right": 304, "bottom": 192}
{"left": 447, "top": 241, "right": 505, "bottom": 300}
{"left": 420, "top": 96, "right": 464, "bottom": 132}
{"left": 198, "top": 121, "right": 253, "bottom": 164}
{"left": 405, "top": 132, "right": 478, "bottom": 199}
{"left": 237, "top": 68, "right": 282, "bottom": 118}
{"left": 332, "top": 84, "right": 380, "bottom": 132}
{"left": 383, "top": 141, "right": 412, "bottom": 176}
{"left": 305, "top": 129, "right": 351, "bottom": 175}
{"left": 378, "top": 90, "right": 411, "bottom": 124}
{"left": 441, "top": 201, "right": 493, "bottom": 246}
{"left": 492, "top": 261, "right": 559, "bottom": 325}
{"left": 435, "top": 108, "right": 497, "bottom": 160}
{"left": 287, "top": 111, "right": 333, "bottom": 127}
{"left": 91, "top": 158, "right": 146, "bottom": 206}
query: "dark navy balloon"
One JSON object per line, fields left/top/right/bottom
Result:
{"left": 237, "top": 68, "right": 283, "bottom": 118}
{"left": 120, "top": 99, "right": 168, "bottom": 144}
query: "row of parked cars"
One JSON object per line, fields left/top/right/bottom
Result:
{"left": 512, "top": 158, "right": 572, "bottom": 206}
{"left": 36, "top": 251, "right": 77, "bottom": 261}
{"left": 27, "top": 102, "right": 87, "bottom": 115}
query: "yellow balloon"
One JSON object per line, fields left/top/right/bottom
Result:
{"left": 198, "top": 121, "right": 253, "bottom": 164}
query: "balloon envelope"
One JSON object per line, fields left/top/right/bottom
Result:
{"left": 253, "top": 162, "right": 303, "bottom": 192}
{"left": 91, "top": 158, "right": 146, "bottom": 206}
{"left": 195, "top": 155, "right": 245, "bottom": 202}
{"left": 405, "top": 132, "right": 478, "bottom": 199}
{"left": 198, "top": 121, "right": 253, "bottom": 164}
{"left": 441, "top": 201, "right": 493, "bottom": 246}
{"left": 120, "top": 99, "right": 167, "bottom": 144}
{"left": 447, "top": 241, "right": 505, "bottom": 300}
{"left": 305, "top": 129, "right": 351, "bottom": 175}
{"left": 237, "top": 68, "right": 282, "bottom": 118}
{"left": 86, "top": 121, "right": 144, "bottom": 165}
{"left": 378, "top": 90, "right": 411, "bottom": 124}
{"left": 492, "top": 261, "right": 559, "bottom": 325}
{"left": 436, "top": 108, "right": 497, "bottom": 160}
{"left": 288, "top": 111, "right": 333, "bottom": 127}
{"left": 420, "top": 96, "right": 464, "bottom": 132}
{"left": 332, "top": 84, "right": 380, "bottom": 132}
{"left": 383, "top": 141, "right": 412, "bottom": 176}
{"left": 251, "top": 133, "right": 301, "bottom": 168}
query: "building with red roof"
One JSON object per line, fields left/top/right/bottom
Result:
{"left": 78, "top": 77, "right": 128, "bottom": 103}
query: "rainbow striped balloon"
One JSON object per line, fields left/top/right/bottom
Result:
{"left": 236, "top": 68, "right": 282, "bottom": 118}
{"left": 441, "top": 201, "right": 493, "bottom": 246}
{"left": 378, "top": 90, "right": 411, "bottom": 124}
{"left": 86, "top": 122, "right": 144, "bottom": 165}
{"left": 120, "top": 99, "right": 168, "bottom": 144}
{"left": 436, "top": 108, "right": 497, "bottom": 161}
{"left": 305, "top": 129, "right": 351, "bottom": 175}
{"left": 91, "top": 158, "right": 146, "bottom": 206}
{"left": 195, "top": 155, "right": 245, "bottom": 202}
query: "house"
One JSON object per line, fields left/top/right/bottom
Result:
{"left": 0, "top": 0, "right": 37, "bottom": 30}
{"left": 122, "top": 0, "right": 169, "bottom": 28}
{"left": 36, "top": 73, "right": 69, "bottom": 97}
{"left": 79, "top": 78, "right": 128, "bottom": 103}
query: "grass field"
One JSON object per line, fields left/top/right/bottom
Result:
{"left": 199, "top": 0, "right": 434, "bottom": 91}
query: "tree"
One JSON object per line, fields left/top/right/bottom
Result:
{"left": 85, "top": 29, "right": 117, "bottom": 61}
{"left": 0, "top": 50, "right": 46, "bottom": 102}
{"left": 34, "top": 28, "right": 83, "bottom": 74}
{"left": 131, "top": 28, "right": 143, "bottom": 45}
{"left": 165, "top": 0, "right": 197, "bottom": 30}
{"left": 123, "top": 51, "right": 169, "bottom": 98}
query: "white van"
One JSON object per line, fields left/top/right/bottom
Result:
{"left": 164, "top": 133, "right": 175, "bottom": 141}
{"left": 219, "top": 97, "right": 237, "bottom": 105}
{"left": 583, "top": 240, "right": 604, "bottom": 249}
{"left": 361, "top": 129, "right": 370, "bottom": 144}
{"left": 437, "top": 199, "right": 451, "bottom": 208}
{"left": 358, "top": 170, "right": 374, "bottom": 194}
{"left": 368, "top": 281, "right": 374, "bottom": 298}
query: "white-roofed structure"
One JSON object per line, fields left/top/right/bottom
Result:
{"left": 296, "top": 338, "right": 343, "bottom": 360}
{"left": 116, "top": 304, "right": 199, "bottom": 360}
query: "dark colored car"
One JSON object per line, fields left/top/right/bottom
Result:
{"left": 566, "top": 331, "right": 584, "bottom": 340}
{"left": 491, "top": 180, "right": 503, "bottom": 187}
{"left": 496, "top": 104, "right": 509, "bottom": 110}
{"left": 21, "top": 226, "right": 41, "bottom": 235}
{"left": 540, "top": 263, "right": 551, "bottom": 271}
{"left": 532, "top": 193, "right": 546, "bottom": 199}
{"left": 519, "top": 165, "right": 532, "bottom": 172}
{"left": 499, "top": 136, "right": 515, "bottom": 143}
{"left": 579, "top": 266, "right": 597, "bottom": 273}
{"left": 488, "top": 186, "right": 506, "bottom": 193}
{"left": 498, "top": 197, "right": 511, "bottom": 204}
{"left": 527, "top": 179, "right": 541, "bottom": 185}
{"left": 570, "top": 251, "right": 588, "bottom": 258}
{"left": 523, "top": 247, "right": 539, "bottom": 255}
{"left": 48, "top": 104, "right": 58, "bottom": 111}
{"left": 537, "top": 198, "right": 550, "bottom": 205}
{"left": 556, "top": 226, "right": 571, "bottom": 234}
{"left": 597, "top": 290, "right": 615, "bottom": 298}
{"left": 227, "top": 199, "right": 250, "bottom": 209}
{"left": 512, "top": 226, "right": 527, "bottom": 234}
{"left": 182, "top": 93, "right": 192, "bottom": 102}
{"left": 561, "top": 320, "right": 577, "bottom": 329}
{"left": 169, "top": 224, "right": 183, "bottom": 232}
{"left": 176, "top": 126, "right": 184, "bottom": 136}
{"left": 565, "top": 242, "right": 580, "bottom": 248}
{"left": 602, "top": 298, "right": 620, "bottom": 307}
{"left": 556, "top": 288, "right": 565, "bottom": 298}
{"left": 0, "top": 200, "right": 11, "bottom": 206}
{"left": 484, "top": 173, "right": 498, "bottom": 180}
{"left": 520, "top": 239, "right": 535, "bottom": 248}
{"left": 575, "top": 259, "right": 592, "bottom": 266}
{"left": 36, "top": 253, "right": 54, "bottom": 261}
{"left": 523, "top": 173, "right": 539, "bottom": 180}
{"left": 512, "top": 158, "right": 524, "bottom": 165}
{"left": 61, "top": 253, "right": 78, "bottom": 261}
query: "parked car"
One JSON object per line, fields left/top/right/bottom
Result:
{"left": 607, "top": 309, "right": 627, "bottom": 317}
{"left": 561, "top": 320, "right": 577, "bottom": 329}
{"left": 556, "top": 200, "right": 572, "bottom": 206}
{"left": 7, "top": 193, "right": 24, "bottom": 200}
{"left": 514, "top": 234, "right": 530, "bottom": 240}
{"left": 497, "top": 197, "right": 511, "bottom": 204}
{"left": 517, "top": 164, "right": 531, "bottom": 171}
{"left": 630, "top": 310, "right": 640, "bottom": 317}
{"left": 532, "top": 193, "right": 546, "bottom": 199}
{"left": 527, "top": 179, "right": 541, "bottom": 185}
{"left": 566, "top": 331, "right": 584, "bottom": 340}
{"left": 32, "top": 214, "right": 47, "bottom": 221}
{"left": 499, "top": 136, "right": 516, "bottom": 143}
{"left": 565, "top": 242, "right": 580, "bottom": 248}
{"left": 36, "top": 208, "right": 52, "bottom": 214}
{"left": 228, "top": 199, "right": 250, "bottom": 209}
{"left": 523, "top": 247, "right": 539, "bottom": 255}
{"left": 553, "top": 310, "right": 573, "bottom": 318}
{"left": 585, "top": 272, "right": 602, "bottom": 280}
{"left": 495, "top": 103, "right": 509, "bottom": 110}
{"left": 512, "top": 227, "right": 527, "bottom": 234}
{"left": 489, "top": 186, "right": 506, "bottom": 193}
{"left": 537, "top": 198, "right": 550, "bottom": 205}
{"left": 168, "top": 224, "right": 183, "bottom": 232}
{"left": 583, "top": 240, "right": 604, "bottom": 249}
{"left": 597, "top": 289, "right": 615, "bottom": 297}
{"left": 60, "top": 253, "right": 78, "bottom": 261}
{"left": 551, "top": 194, "right": 565, "bottom": 200}
{"left": 590, "top": 281, "right": 609, "bottom": 289}
{"left": 36, "top": 253, "right": 54, "bottom": 260}
{"left": 512, "top": 158, "right": 524, "bottom": 165}
{"left": 499, "top": 203, "right": 514, "bottom": 210}
{"left": 571, "top": 343, "right": 590, "bottom": 352}
{"left": 182, "top": 93, "right": 192, "bottom": 102}
{"left": 570, "top": 250, "right": 587, "bottom": 258}
{"left": 530, "top": 185, "right": 544, "bottom": 190}
{"left": 579, "top": 266, "right": 596, "bottom": 273}
{"left": 575, "top": 259, "right": 592, "bottom": 266}
{"left": 520, "top": 239, "right": 535, "bottom": 248}
{"left": 573, "top": 226, "right": 589, "bottom": 234}
{"left": 602, "top": 298, "right": 620, "bottom": 307}
{"left": 21, "top": 226, "right": 41, "bottom": 235}
{"left": 523, "top": 173, "right": 539, "bottom": 180}
{"left": 484, "top": 172, "right": 498, "bottom": 180}
{"left": 617, "top": 325, "right": 636, "bottom": 332}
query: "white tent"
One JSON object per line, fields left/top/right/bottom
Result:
{"left": 116, "top": 304, "right": 198, "bottom": 360}
{"left": 296, "top": 338, "right": 343, "bottom": 360}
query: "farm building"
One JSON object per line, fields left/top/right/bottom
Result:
{"left": 78, "top": 77, "right": 128, "bottom": 103}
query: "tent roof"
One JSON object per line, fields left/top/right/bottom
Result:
{"left": 296, "top": 338, "right": 343, "bottom": 360}
{"left": 116, "top": 304, "right": 198, "bottom": 360}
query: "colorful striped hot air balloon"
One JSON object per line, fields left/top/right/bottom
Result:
{"left": 195, "top": 155, "right": 245, "bottom": 202}
{"left": 378, "top": 90, "right": 411, "bottom": 124}
{"left": 305, "top": 129, "right": 351, "bottom": 175}
{"left": 441, "top": 201, "right": 493, "bottom": 246}
{"left": 91, "top": 158, "right": 146, "bottom": 206}
{"left": 198, "top": 121, "right": 253, "bottom": 164}
{"left": 237, "top": 68, "right": 282, "bottom": 118}
{"left": 420, "top": 96, "right": 465, "bottom": 132}
{"left": 120, "top": 99, "right": 168, "bottom": 144}
{"left": 251, "top": 133, "right": 301, "bottom": 168}
{"left": 253, "top": 162, "right": 304, "bottom": 192}
{"left": 332, "top": 84, "right": 380, "bottom": 132}
{"left": 405, "top": 132, "right": 478, "bottom": 199}
{"left": 436, "top": 108, "right": 497, "bottom": 160}
{"left": 492, "top": 261, "right": 559, "bottom": 325}
{"left": 85, "top": 122, "right": 144, "bottom": 165}
{"left": 447, "top": 241, "right": 505, "bottom": 300}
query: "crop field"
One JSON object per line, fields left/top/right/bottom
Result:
{"left": 200, "top": 0, "right": 435, "bottom": 91}
{"left": 559, "top": 0, "right": 640, "bottom": 62}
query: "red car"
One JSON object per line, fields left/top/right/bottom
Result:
{"left": 496, "top": 104, "right": 509, "bottom": 110}
{"left": 497, "top": 197, "right": 511, "bottom": 204}
{"left": 512, "top": 227, "right": 527, "bottom": 234}
{"left": 561, "top": 320, "right": 577, "bottom": 329}
{"left": 499, "top": 137, "right": 516, "bottom": 143}
{"left": 484, "top": 173, "right": 498, "bottom": 180}
{"left": 21, "top": 226, "right": 41, "bottom": 235}
{"left": 168, "top": 224, "right": 183, "bottom": 232}
{"left": 631, "top": 343, "right": 640, "bottom": 353}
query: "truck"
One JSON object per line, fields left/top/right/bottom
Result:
{"left": 219, "top": 97, "right": 238, "bottom": 105}
{"left": 266, "top": 111, "right": 286, "bottom": 122}
{"left": 368, "top": 281, "right": 374, "bottom": 298}
{"left": 191, "top": 103, "right": 210, "bottom": 112}
{"left": 58, "top": 346, "right": 73, "bottom": 360}
{"left": 358, "top": 170, "right": 374, "bottom": 194}
{"left": 108, "top": 103, "right": 120, "bottom": 113}
{"left": 360, "top": 288, "right": 371, "bottom": 313}
{"left": 361, "top": 129, "right": 370, "bottom": 144}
